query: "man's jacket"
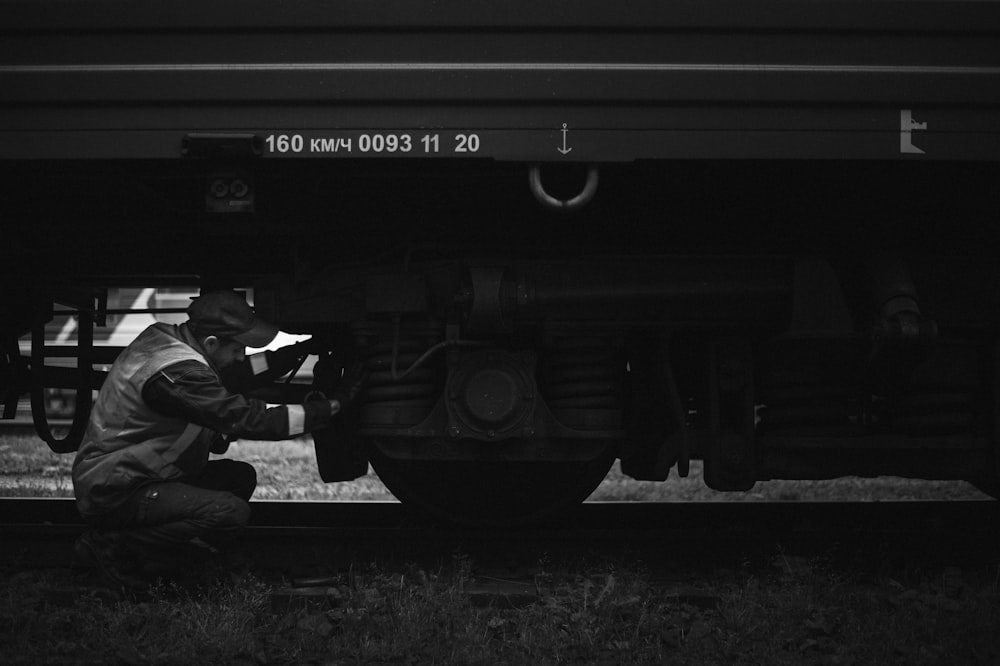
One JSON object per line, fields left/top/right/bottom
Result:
{"left": 72, "top": 322, "right": 331, "bottom": 518}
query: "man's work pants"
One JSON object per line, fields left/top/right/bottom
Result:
{"left": 94, "top": 459, "right": 257, "bottom": 565}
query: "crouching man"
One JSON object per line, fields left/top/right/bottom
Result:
{"left": 72, "top": 289, "right": 360, "bottom": 590}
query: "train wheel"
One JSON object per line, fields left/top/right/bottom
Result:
{"left": 369, "top": 444, "right": 617, "bottom": 526}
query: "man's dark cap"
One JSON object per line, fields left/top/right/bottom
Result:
{"left": 187, "top": 290, "right": 279, "bottom": 348}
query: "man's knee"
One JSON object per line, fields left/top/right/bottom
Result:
{"left": 206, "top": 494, "right": 251, "bottom": 530}
{"left": 236, "top": 462, "right": 257, "bottom": 500}
{"left": 200, "top": 459, "right": 257, "bottom": 501}
{"left": 225, "top": 461, "right": 257, "bottom": 502}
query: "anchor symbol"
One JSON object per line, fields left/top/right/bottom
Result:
{"left": 557, "top": 123, "right": 572, "bottom": 155}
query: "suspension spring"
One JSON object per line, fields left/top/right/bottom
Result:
{"left": 870, "top": 390, "right": 979, "bottom": 434}
{"left": 872, "top": 340, "right": 984, "bottom": 435}
{"left": 540, "top": 336, "right": 624, "bottom": 428}
{"left": 359, "top": 332, "right": 443, "bottom": 428}
{"left": 757, "top": 384, "right": 861, "bottom": 435}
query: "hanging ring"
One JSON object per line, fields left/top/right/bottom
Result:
{"left": 528, "top": 164, "right": 599, "bottom": 211}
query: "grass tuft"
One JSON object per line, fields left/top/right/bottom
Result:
{"left": 4, "top": 558, "right": 998, "bottom": 664}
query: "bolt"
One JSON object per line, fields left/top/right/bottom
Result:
{"left": 229, "top": 179, "right": 250, "bottom": 198}
{"left": 487, "top": 430, "right": 496, "bottom": 438}
{"left": 209, "top": 179, "right": 229, "bottom": 198}
{"left": 447, "top": 427, "right": 461, "bottom": 439}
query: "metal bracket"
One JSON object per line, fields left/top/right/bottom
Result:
{"left": 31, "top": 307, "right": 93, "bottom": 453}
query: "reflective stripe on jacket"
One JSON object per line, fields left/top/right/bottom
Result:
{"left": 72, "top": 323, "right": 216, "bottom": 518}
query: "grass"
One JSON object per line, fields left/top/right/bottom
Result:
{"left": 0, "top": 432, "right": 990, "bottom": 502}
{"left": 1, "top": 571, "right": 273, "bottom": 665}
{"left": 0, "top": 433, "right": 397, "bottom": 501}
{"left": 2, "top": 556, "right": 998, "bottom": 664}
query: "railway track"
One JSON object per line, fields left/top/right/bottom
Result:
{"left": 2, "top": 499, "right": 998, "bottom": 574}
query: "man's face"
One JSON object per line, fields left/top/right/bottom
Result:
{"left": 204, "top": 338, "right": 246, "bottom": 370}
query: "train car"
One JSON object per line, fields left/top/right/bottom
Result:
{"left": 1, "top": 0, "right": 998, "bottom": 523}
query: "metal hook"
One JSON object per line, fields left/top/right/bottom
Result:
{"left": 528, "top": 164, "right": 599, "bottom": 211}
{"left": 32, "top": 309, "right": 93, "bottom": 453}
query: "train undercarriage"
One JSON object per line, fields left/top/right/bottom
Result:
{"left": 2, "top": 159, "right": 998, "bottom": 524}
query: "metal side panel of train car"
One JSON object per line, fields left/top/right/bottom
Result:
{"left": 1, "top": 0, "right": 998, "bottom": 523}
